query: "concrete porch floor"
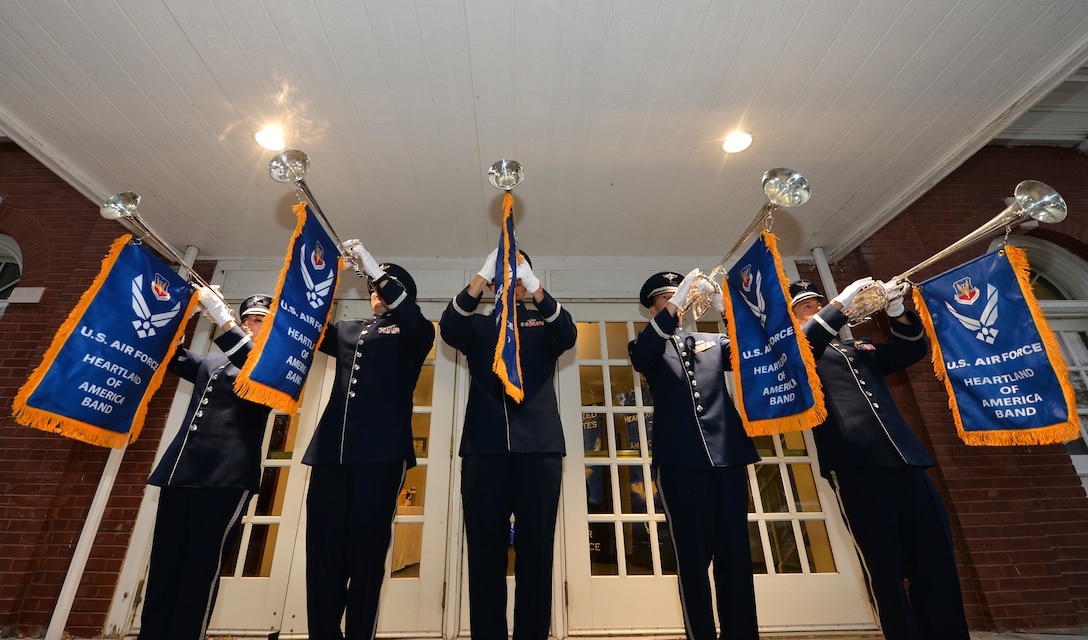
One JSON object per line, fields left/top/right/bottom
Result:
{"left": 768, "top": 633, "right": 1088, "bottom": 640}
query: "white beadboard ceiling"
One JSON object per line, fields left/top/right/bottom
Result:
{"left": 0, "top": 0, "right": 1087, "bottom": 264}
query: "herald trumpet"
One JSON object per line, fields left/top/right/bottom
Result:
{"left": 268, "top": 149, "right": 359, "bottom": 270}
{"left": 843, "top": 179, "right": 1068, "bottom": 325}
{"left": 100, "top": 191, "right": 228, "bottom": 308}
{"left": 683, "top": 168, "right": 811, "bottom": 319}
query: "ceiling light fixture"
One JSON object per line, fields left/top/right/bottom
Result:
{"left": 722, "top": 131, "right": 753, "bottom": 154}
{"left": 255, "top": 127, "right": 286, "bottom": 151}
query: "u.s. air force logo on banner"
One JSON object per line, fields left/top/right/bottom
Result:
{"left": 914, "top": 246, "right": 1079, "bottom": 446}
{"left": 14, "top": 236, "right": 197, "bottom": 448}
{"left": 300, "top": 240, "right": 335, "bottom": 309}
{"left": 736, "top": 264, "right": 768, "bottom": 327}
{"left": 235, "top": 202, "right": 341, "bottom": 413}
{"left": 942, "top": 276, "right": 1000, "bottom": 344}
{"left": 131, "top": 273, "right": 183, "bottom": 339}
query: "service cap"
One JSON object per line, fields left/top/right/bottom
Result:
{"left": 368, "top": 263, "right": 418, "bottom": 299}
{"left": 240, "top": 293, "right": 274, "bottom": 317}
{"left": 788, "top": 280, "right": 824, "bottom": 307}
{"left": 639, "top": 271, "right": 685, "bottom": 308}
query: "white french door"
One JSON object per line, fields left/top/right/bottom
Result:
{"left": 557, "top": 304, "right": 876, "bottom": 635}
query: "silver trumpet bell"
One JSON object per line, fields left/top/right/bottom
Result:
{"left": 269, "top": 149, "right": 312, "bottom": 184}
{"left": 100, "top": 191, "right": 141, "bottom": 220}
{"left": 1015, "top": 179, "right": 1067, "bottom": 224}
{"left": 488, "top": 159, "right": 525, "bottom": 191}
{"left": 684, "top": 168, "right": 811, "bottom": 319}
{"left": 761, "top": 167, "right": 812, "bottom": 209}
{"left": 842, "top": 179, "right": 1067, "bottom": 325}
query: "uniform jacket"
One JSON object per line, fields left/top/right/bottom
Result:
{"left": 303, "top": 275, "right": 435, "bottom": 466}
{"left": 629, "top": 308, "right": 760, "bottom": 469}
{"left": 439, "top": 287, "right": 577, "bottom": 455}
{"left": 149, "top": 326, "right": 272, "bottom": 491}
{"left": 802, "top": 305, "right": 935, "bottom": 476}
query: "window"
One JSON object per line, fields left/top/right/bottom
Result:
{"left": 0, "top": 234, "right": 21, "bottom": 299}
{"left": 0, "top": 234, "right": 22, "bottom": 320}
{"left": 1002, "top": 235, "right": 1088, "bottom": 492}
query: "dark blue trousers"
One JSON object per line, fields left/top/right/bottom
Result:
{"left": 655, "top": 465, "right": 759, "bottom": 640}
{"left": 305, "top": 461, "right": 406, "bottom": 640}
{"left": 461, "top": 453, "right": 562, "bottom": 640}
{"left": 138, "top": 486, "right": 250, "bottom": 640}
{"left": 829, "top": 467, "right": 969, "bottom": 640}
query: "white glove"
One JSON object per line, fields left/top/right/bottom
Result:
{"left": 190, "top": 284, "right": 218, "bottom": 317}
{"left": 885, "top": 295, "right": 905, "bottom": 318}
{"left": 711, "top": 289, "right": 725, "bottom": 315}
{"left": 478, "top": 248, "right": 499, "bottom": 282}
{"left": 832, "top": 277, "right": 874, "bottom": 308}
{"left": 340, "top": 239, "right": 362, "bottom": 270}
{"left": 884, "top": 281, "right": 909, "bottom": 318}
{"left": 668, "top": 268, "right": 702, "bottom": 309}
{"left": 517, "top": 260, "right": 541, "bottom": 294}
{"left": 342, "top": 239, "right": 384, "bottom": 280}
{"left": 198, "top": 286, "right": 234, "bottom": 326}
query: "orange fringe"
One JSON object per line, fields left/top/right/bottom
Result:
{"left": 12, "top": 235, "right": 199, "bottom": 448}
{"left": 234, "top": 202, "right": 341, "bottom": 414}
{"left": 724, "top": 232, "right": 827, "bottom": 436}
{"left": 914, "top": 245, "right": 1079, "bottom": 446}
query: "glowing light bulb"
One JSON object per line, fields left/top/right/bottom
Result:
{"left": 255, "top": 127, "right": 286, "bottom": 151}
{"left": 722, "top": 131, "right": 753, "bottom": 154}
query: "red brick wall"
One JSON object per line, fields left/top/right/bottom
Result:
{"left": 0, "top": 142, "right": 180, "bottom": 637}
{"left": 798, "top": 145, "right": 1088, "bottom": 631}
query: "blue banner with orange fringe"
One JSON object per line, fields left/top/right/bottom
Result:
{"left": 13, "top": 235, "right": 198, "bottom": 448}
{"left": 235, "top": 202, "right": 341, "bottom": 413}
{"left": 492, "top": 191, "right": 525, "bottom": 402}
{"left": 722, "top": 232, "right": 825, "bottom": 435}
{"left": 913, "top": 245, "right": 1079, "bottom": 446}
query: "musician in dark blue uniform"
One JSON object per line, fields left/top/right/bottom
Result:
{"left": 303, "top": 241, "right": 435, "bottom": 640}
{"left": 628, "top": 270, "right": 761, "bottom": 640}
{"left": 139, "top": 288, "right": 274, "bottom": 640}
{"left": 791, "top": 278, "right": 969, "bottom": 639}
{"left": 439, "top": 250, "right": 577, "bottom": 640}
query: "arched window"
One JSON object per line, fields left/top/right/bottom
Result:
{"left": 0, "top": 233, "right": 21, "bottom": 300}
{"left": 1000, "top": 235, "right": 1088, "bottom": 493}
{"left": 0, "top": 234, "right": 22, "bottom": 321}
